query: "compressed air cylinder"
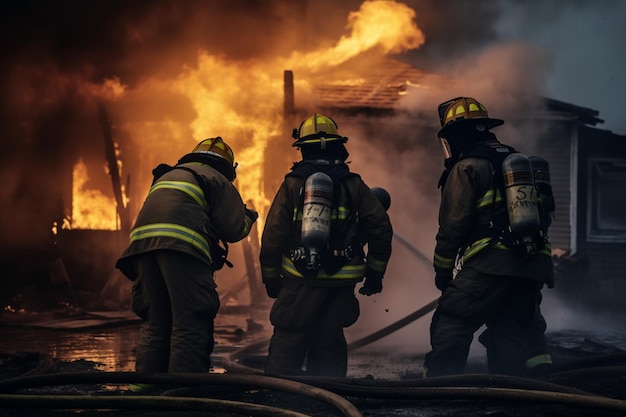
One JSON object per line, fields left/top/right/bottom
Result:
{"left": 370, "top": 186, "right": 391, "bottom": 211}
{"left": 502, "top": 153, "right": 541, "bottom": 250}
{"left": 301, "top": 172, "right": 334, "bottom": 269}
{"left": 529, "top": 155, "right": 555, "bottom": 215}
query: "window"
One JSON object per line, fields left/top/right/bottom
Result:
{"left": 587, "top": 159, "right": 626, "bottom": 242}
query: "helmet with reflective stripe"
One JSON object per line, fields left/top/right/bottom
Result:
{"left": 192, "top": 136, "right": 235, "bottom": 166}
{"left": 187, "top": 136, "right": 237, "bottom": 181}
{"left": 437, "top": 97, "right": 503, "bottom": 137}
{"left": 292, "top": 113, "right": 348, "bottom": 148}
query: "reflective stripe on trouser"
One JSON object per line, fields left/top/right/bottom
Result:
{"left": 133, "top": 250, "right": 219, "bottom": 373}
{"left": 265, "top": 280, "right": 359, "bottom": 377}
{"left": 424, "top": 268, "right": 538, "bottom": 377}
{"left": 526, "top": 353, "right": 552, "bottom": 369}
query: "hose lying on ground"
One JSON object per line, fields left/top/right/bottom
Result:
{"left": 0, "top": 372, "right": 363, "bottom": 417}
{"left": 291, "top": 373, "right": 592, "bottom": 396}
{"left": 0, "top": 394, "right": 311, "bottom": 417}
{"left": 2, "top": 371, "right": 626, "bottom": 416}
{"left": 532, "top": 352, "right": 626, "bottom": 376}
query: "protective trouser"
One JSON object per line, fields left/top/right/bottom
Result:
{"left": 425, "top": 267, "right": 539, "bottom": 377}
{"left": 265, "top": 279, "right": 360, "bottom": 377}
{"left": 131, "top": 250, "right": 220, "bottom": 373}
{"left": 478, "top": 291, "right": 552, "bottom": 375}
{"left": 524, "top": 292, "right": 553, "bottom": 373}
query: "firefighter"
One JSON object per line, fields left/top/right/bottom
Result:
{"left": 116, "top": 137, "right": 258, "bottom": 375}
{"left": 423, "top": 97, "right": 554, "bottom": 377}
{"left": 260, "top": 113, "right": 393, "bottom": 377}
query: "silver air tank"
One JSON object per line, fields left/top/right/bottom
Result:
{"left": 502, "top": 153, "right": 541, "bottom": 253}
{"left": 301, "top": 172, "right": 334, "bottom": 269}
{"left": 529, "top": 155, "right": 555, "bottom": 227}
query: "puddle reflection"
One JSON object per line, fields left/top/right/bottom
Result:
{"left": 0, "top": 324, "right": 140, "bottom": 372}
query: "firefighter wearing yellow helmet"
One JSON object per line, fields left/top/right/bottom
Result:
{"left": 116, "top": 137, "right": 258, "bottom": 377}
{"left": 424, "top": 97, "right": 554, "bottom": 377}
{"left": 260, "top": 113, "right": 393, "bottom": 376}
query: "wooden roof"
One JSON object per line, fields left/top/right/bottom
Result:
{"left": 310, "top": 55, "right": 439, "bottom": 111}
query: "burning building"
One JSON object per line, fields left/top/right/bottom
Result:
{"left": 0, "top": 0, "right": 624, "bottom": 317}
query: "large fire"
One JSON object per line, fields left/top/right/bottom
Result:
{"left": 72, "top": 0, "right": 425, "bottom": 231}
{"left": 71, "top": 159, "right": 119, "bottom": 230}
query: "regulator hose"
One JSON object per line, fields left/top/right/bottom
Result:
{"left": 0, "top": 372, "right": 363, "bottom": 417}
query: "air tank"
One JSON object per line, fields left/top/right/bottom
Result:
{"left": 370, "top": 187, "right": 391, "bottom": 211}
{"left": 529, "top": 155, "right": 555, "bottom": 227}
{"left": 301, "top": 172, "right": 334, "bottom": 269}
{"left": 502, "top": 153, "right": 541, "bottom": 253}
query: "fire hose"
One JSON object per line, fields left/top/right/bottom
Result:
{"left": 0, "top": 372, "right": 362, "bottom": 417}
{"left": 2, "top": 370, "right": 626, "bottom": 415}
{"left": 2, "top": 235, "right": 625, "bottom": 415}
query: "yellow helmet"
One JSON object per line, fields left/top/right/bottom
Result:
{"left": 189, "top": 136, "right": 237, "bottom": 181}
{"left": 192, "top": 136, "right": 235, "bottom": 167}
{"left": 437, "top": 97, "right": 503, "bottom": 137}
{"left": 292, "top": 113, "right": 348, "bottom": 148}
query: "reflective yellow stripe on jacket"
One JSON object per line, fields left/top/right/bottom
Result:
{"left": 149, "top": 180, "right": 206, "bottom": 208}
{"left": 367, "top": 257, "right": 387, "bottom": 275}
{"left": 463, "top": 235, "right": 552, "bottom": 262}
{"left": 461, "top": 187, "right": 551, "bottom": 262}
{"left": 434, "top": 253, "right": 455, "bottom": 270}
{"left": 130, "top": 223, "right": 212, "bottom": 261}
{"left": 281, "top": 256, "right": 366, "bottom": 280}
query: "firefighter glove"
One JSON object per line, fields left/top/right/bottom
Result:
{"left": 435, "top": 271, "right": 453, "bottom": 292}
{"left": 359, "top": 268, "right": 383, "bottom": 296}
{"left": 264, "top": 279, "right": 281, "bottom": 299}
{"left": 245, "top": 207, "right": 259, "bottom": 223}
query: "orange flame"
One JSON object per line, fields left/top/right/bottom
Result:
{"left": 71, "top": 159, "right": 118, "bottom": 230}
{"left": 84, "top": 0, "right": 426, "bottom": 228}
{"left": 285, "top": 0, "right": 425, "bottom": 72}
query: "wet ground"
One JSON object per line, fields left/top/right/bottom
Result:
{"left": 1, "top": 301, "right": 626, "bottom": 417}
